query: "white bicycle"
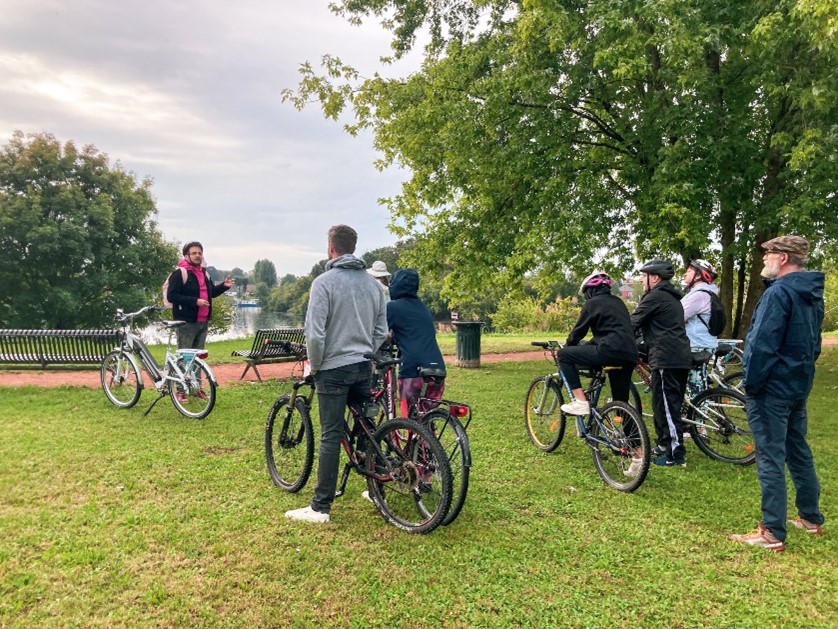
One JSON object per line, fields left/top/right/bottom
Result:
{"left": 100, "top": 306, "right": 217, "bottom": 419}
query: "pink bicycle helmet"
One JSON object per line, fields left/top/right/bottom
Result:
{"left": 579, "top": 270, "right": 613, "bottom": 295}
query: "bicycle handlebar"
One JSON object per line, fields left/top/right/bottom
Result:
{"left": 115, "top": 305, "right": 162, "bottom": 323}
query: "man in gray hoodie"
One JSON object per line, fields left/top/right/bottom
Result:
{"left": 285, "top": 225, "right": 388, "bottom": 524}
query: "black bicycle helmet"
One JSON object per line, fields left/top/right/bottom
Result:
{"left": 639, "top": 259, "right": 675, "bottom": 280}
{"left": 688, "top": 259, "right": 717, "bottom": 283}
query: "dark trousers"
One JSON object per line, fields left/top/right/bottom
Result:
{"left": 558, "top": 344, "right": 634, "bottom": 403}
{"left": 311, "top": 361, "right": 371, "bottom": 514}
{"left": 176, "top": 321, "right": 209, "bottom": 350}
{"left": 651, "top": 367, "right": 688, "bottom": 456}
{"left": 746, "top": 392, "right": 823, "bottom": 541}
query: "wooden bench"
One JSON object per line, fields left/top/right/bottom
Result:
{"left": 0, "top": 329, "right": 119, "bottom": 368}
{"left": 231, "top": 328, "right": 306, "bottom": 381}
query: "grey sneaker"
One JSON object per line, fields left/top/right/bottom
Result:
{"left": 652, "top": 451, "right": 686, "bottom": 467}
{"left": 284, "top": 506, "right": 329, "bottom": 524}
{"left": 361, "top": 490, "right": 374, "bottom": 504}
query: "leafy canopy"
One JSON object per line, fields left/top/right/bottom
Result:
{"left": 287, "top": 0, "right": 837, "bottom": 334}
{"left": 0, "top": 132, "right": 178, "bottom": 328}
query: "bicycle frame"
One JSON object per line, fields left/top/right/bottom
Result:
{"left": 634, "top": 358, "right": 718, "bottom": 428}
{"left": 536, "top": 341, "right": 629, "bottom": 453}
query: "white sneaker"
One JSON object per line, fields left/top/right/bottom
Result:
{"left": 560, "top": 399, "right": 590, "bottom": 416}
{"left": 284, "top": 506, "right": 329, "bottom": 523}
{"left": 624, "top": 457, "right": 644, "bottom": 478}
{"left": 361, "top": 490, "right": 374, "bottom": 504}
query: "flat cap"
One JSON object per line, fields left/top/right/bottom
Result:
{"left": 761, "top": 235, "right": 809, "bottom": 257}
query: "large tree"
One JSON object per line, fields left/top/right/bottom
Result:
{"left": 285, "top": 0, "right": 837, "bottom": 336}
{"left": 0, "top": 132, "right": 178, "bottom": 328}
{"left": 253, "top": 258, "right": 278, "bottom": 288}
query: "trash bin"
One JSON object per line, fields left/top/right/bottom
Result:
{"left": 453, "top": 321, "right": 483, "bottom": 369}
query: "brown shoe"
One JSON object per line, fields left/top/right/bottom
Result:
{"left": 789, "top": 517, "right": 823, "bottom": 536}
{"left": 729, "top": 523, "right": 785, "bottom": 552}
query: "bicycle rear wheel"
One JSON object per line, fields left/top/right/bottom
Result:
{"left": 589, "top": 401, "right": 650, "bottom": 492}
{"left": 524, "top": 376, "right": 566, "bottom": 452}
{"left": 423, "top": 409, "right": 471, "bottom": 526}
{"left": 101, "top": 350, "right": 142, "bottom": 408}
{"left": 265, "top": 394, "right": 314, "bottom": 492}
{"left": 170, "top": 358, "right": 216, "bottom": 419}
{"left": 365, "top": 418, "right": 452, "bottom": 534}
{"left": 687, "top": 388, "right": 754, "bottom": 465}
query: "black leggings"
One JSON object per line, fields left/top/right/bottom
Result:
{"left": 558, "top": 344, "right": 634, "bottom": 403}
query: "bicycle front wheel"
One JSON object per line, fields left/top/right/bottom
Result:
{"left": 265, "top": 394, "right": 314, "bottom": 492}
{"left": 721, "top": 371, "right": 744, "bottom": 392}
{"left": 687, "top": 388, "right": 754, "bottom": 465}
{"left": 101, "top": 350, "right": 142, "bottom": 408}
{"left": 589, "top": 401, "right": 650, "bottom": 492}
{"left": 524, "top": 376, "right": 566, "bottom": 452}
{"left": 170, "top": 358, "right": 216, "bottom": 419}
{"left": 423, "top": 410, "right": 471, "bottom": 526}
{"left": 366, "top": 418, "right": 452, "bottom": 534}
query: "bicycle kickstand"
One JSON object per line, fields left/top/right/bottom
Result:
{"left": 143, "top": 392, "right": 168, "bottom": 416}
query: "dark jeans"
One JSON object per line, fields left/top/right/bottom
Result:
{"left": 310, "top": 361, "right": 372, "bottom": 514}
{"left": 650, "top": 367, "right": 688, "bottom": 457}
{"left": 176, "top": 321, "right": 209, "bottom": 350}
{"left": 558, "top": 344, "right": 634, "bottom": 403}
{"left": 746, "top": 392, "right": 823, "bottom": 541}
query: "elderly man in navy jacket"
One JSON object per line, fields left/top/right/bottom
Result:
{"left": 730, "top": 236, "right": 825, "bottom": 552}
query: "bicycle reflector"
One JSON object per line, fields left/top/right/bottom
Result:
{"left": 449, "top": 404, "right": 469, "bottom": 418}
{"left": 197, "top": 351, "right": 209, "bottom": 360}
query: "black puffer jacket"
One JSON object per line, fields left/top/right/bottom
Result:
{"left": 566, "top": 291, "right": 638, "bottom": 363}
{"left": 631, "top": 281, "right": 692, "bottom": 369}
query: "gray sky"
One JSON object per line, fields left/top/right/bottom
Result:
{"left": 0, "top": 0, "right": 416, "bottom": 275}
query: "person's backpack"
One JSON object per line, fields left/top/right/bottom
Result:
{"left": 695, "top": 288, "right": 726, "bottom": 336}
{"left": 162, "top": 268, "right": 188, "bottom": 309}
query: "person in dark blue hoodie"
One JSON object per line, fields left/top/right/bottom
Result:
{"left": 730, "top": 236, "right": 825, "bottom": 552}
{"left": 387, "top": 269, "right": 445, "bottom": 417}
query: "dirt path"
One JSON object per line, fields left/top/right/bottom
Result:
{"left": 3, "top": 340, "right": 834, "bottom": 389}
{"left": 0, "top": 351, "right": 551, "bottom": 389}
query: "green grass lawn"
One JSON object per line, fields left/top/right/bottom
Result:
{"left": 1, "top": 350, "right": 836, "bottom": 626}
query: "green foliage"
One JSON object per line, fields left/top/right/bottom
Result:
{"left": 252, "top": 259, "right": 277, "bottom": 288}
{"left": 0, "top": 132, "right": 178, "bottom": 328}
{"left": 823, "top": 265, "right": 838, "bottom": 332}
{"left": 266, "top": 274, "right": 313, "bottom": 321}
{"left": 286, "top": 0, "right": 838, "bottom": 337}
{"left": 491, "top": 295, "right": 581, "bottom": 334}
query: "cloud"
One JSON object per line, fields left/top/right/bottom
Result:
{"left": 0, "top": 0, "right": 416, "bottom": 276}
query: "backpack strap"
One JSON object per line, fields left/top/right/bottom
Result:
{"left": 693, "top": 288, "right": 713, "bottom": 331}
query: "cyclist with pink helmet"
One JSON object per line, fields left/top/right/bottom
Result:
{"left": 558, "top": 271, "right": 639, "bottom": 417}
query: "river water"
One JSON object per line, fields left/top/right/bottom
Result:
{"left": 141, "top": 308, "right": 300, "bottom": 344}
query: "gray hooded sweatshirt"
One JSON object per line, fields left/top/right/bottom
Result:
{"left": 304, "top": 254, "right": 388, "bottom": 373}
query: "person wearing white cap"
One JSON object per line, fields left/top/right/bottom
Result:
{"left": 367, "top": 260, "right": 391, "bottom": 301}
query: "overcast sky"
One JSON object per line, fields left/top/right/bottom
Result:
{"left": 0, "top": 0, "right": 417, "bottom": 275}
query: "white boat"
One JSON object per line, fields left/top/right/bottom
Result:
{"left": 235, "top": 299, "right": 260, "bottom": 308}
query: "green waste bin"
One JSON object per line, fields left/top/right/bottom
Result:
{"left": 453, "top": 321, "right": 483, "bottom": 368}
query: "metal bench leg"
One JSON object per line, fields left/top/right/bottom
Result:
{"left": 252, "top": 365, "right": 263, "bottom": 382}
{"left": 239, "top": 362, "right": 254, "bottom": 380}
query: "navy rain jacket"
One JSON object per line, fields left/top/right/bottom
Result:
{"left": 743, "top": 271, "right": 824, "bottom": 398}
{"left": 387, "top": 269, "right": 445, "bottom": 379}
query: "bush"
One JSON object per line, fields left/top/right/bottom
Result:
{"left": 491, "top": 296, "right": 581, "bottom": 333}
